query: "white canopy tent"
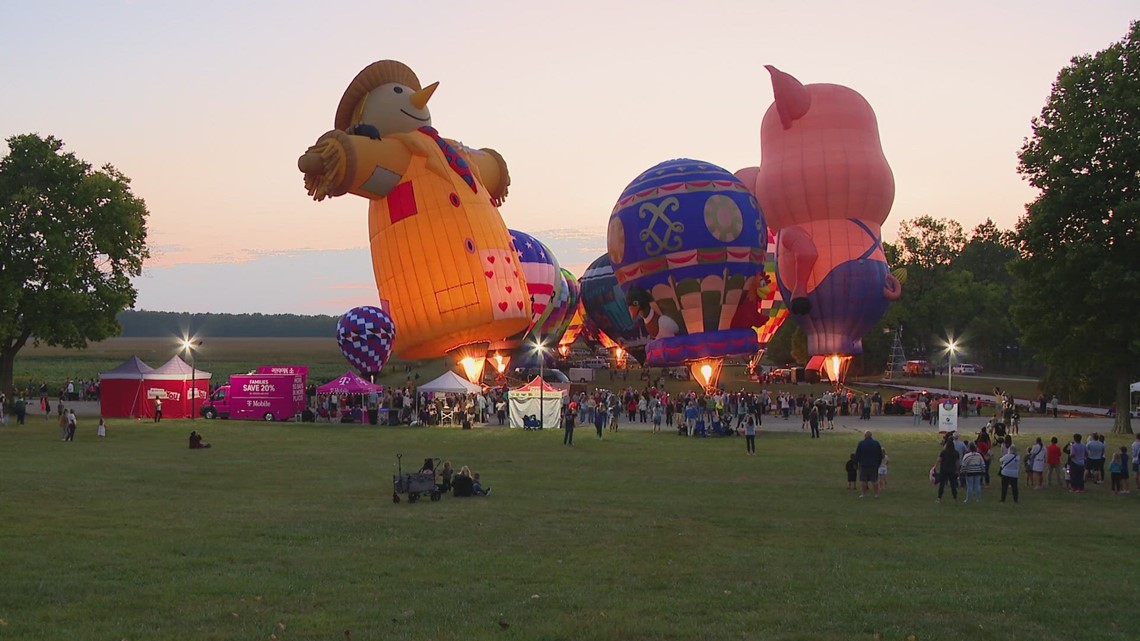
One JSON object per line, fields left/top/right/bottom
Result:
{"left": 418, "top": 371, "right": 483, "bottom": 394}
{"left": 1130, "top": 381, "right": 1140, "bottom": 392}
{"left": 508, "top": 376, "right": 565, "bottom": 428}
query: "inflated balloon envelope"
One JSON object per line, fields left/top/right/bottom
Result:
{"left": 737, "top": 66, "right": 902, "bottom": 381}
{"left": 607, "top": 159, "right": 767, "bottom": 385}
{"left": 298, "top": 60, "right": 531, "bottom": 382}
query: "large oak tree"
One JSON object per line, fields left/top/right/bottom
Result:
{"left": 0, "top": 134, "right": 149, "bottom": 397}
{"left": 1014, "top": 22, "right": 1140, "bottom": 433}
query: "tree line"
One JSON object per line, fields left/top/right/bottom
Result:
{"left": 117, "top": 311, "right": 338, "bottom": 338}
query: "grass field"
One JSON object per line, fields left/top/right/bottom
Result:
{"left": 1, "top": 416, "right": 1136, "bottom": 641}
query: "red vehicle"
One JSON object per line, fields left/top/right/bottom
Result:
{"left": 888, "top": 390, "right": 948, "bottom": 414}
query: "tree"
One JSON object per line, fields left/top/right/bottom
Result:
{"left": 0, "top": 134, "right": 149, "bottom": 396}
{"left": 1013, "top": 22, "right": 1140, "bottom": 434}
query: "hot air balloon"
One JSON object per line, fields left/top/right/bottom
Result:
{"left": 728, "top": 226, "right": 790, "bottom": 359}
{"left": 298, "top": 60, "right": 531, "bottom": 384}
{"left": 336, "top": 306, "right": 397, "bottom": 377}
{"left": 486, "top": 230, "right": 563, "bottom": 378}
{"left": 736, "top": 66, "right": 901, "bottom": 384}
{"left": 579, "top": 254, "right": 650, "bottom": 365}
{"left": 607, "top": 159, "right": 766, "bottom": 390}
{"left": 514, "top": 267, "right": 577, "bottom": 368}
{"left": 556, "top": 301, "right": 586, "bottom": 357}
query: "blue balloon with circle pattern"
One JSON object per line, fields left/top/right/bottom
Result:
{"left": 606, "top": 159, "right": 767, "bottom": 365}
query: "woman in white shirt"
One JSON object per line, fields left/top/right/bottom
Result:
{"left": 999, "top": 444, "right": 1021, "bottom": 503}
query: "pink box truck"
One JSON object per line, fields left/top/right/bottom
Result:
{"left": 200, "top": 366, "right": 308, "bottom": 422}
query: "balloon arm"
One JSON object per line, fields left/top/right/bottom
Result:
{"left": 883, "top": 273, "right": 902, "bottom": 301}
{"left": 445, "top": 140, "right": 510, "bottom": 205}
{"left": 299, "top": 131, "right": 413, "bottom": 201}
{"left": 780, "top": 227, "right": 818, "bottom": 303}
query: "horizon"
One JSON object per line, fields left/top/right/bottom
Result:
{"left": 2, "top": 1, "right": 1136, "bottom": 314}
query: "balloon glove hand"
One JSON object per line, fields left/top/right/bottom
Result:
{"left": 299, "top": 130, "right": 352, "bottom": 201}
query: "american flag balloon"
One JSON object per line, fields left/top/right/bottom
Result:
{"left": 336, "top": 306, "right": 396, "bottom": 375}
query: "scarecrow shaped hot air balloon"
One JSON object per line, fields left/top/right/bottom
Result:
{"left": 737, "top": 67, "right": 901, "bottom": 384}
{"left": 298, "top": 60, "right": 530, "bottom": 383}
{"left": 607, "top": 159, "right": 766, "bottom": 390}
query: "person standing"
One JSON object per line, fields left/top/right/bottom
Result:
{"left": 65, "top": 408, "right": 77, "bottom": 442}
{"left": 97, "top": 417, "right": 107, "bottom": 439}
{"left": 594, "top": 404, "right": 605, "bottom": 439}
{"left": 1028, "top": 437, "right": 1046, "bottom": 489}
{"left": 562, "top": 404, "right": 576, "bottom": 446}
{"left": 58, "top": 408, "right": 70, "bottom": 441}
{"left": 1066, "top": 434, "right": 1087, "bottom": 493}
{"left": 808, "top": 405, "right": 821, "bottom": 439}
{"left": 854, "top": 431, "right": 883, "bottom": 498}
{"left": 935, "top": 439, "right": 960, "bottom": 503}
{"left": 744, "top": 415, "right": 757, "bottom": 456}
{"left": 1046, "top": 437, "right": 1064, "bottom": 487}
{"left": 961, "top": 443, "right": 986, "bottom": 503}
{"left": 912, "top": 398, "right": 923, "bottom": 426}
{"left": 1085, "top": 432, "right": 1106, "bottom": 485}
{"left": 15, "top": 396, "right": 27, "bottom": 425}
{"left": 999, "top": 444, "right": 1021, "bottom": 503}
{"left": 154, "top": 397, "right": 163, "bottom": 423}
{"left": 1132, "top": 434, "right": 1140, "bottom": 491}
{"left": 1050, "top": 395, "right": 1059, "bottom": 418}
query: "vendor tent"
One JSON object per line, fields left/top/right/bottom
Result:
{"left": 142, "top": 356, "right": 212, "bottom": 419}
{"left": 317, "top": 371, "right": 384, "bottom": 395}
{"left": 419, "top": 370, "right": 482, "bottom": 395}
{"left": 99, "top": 356, "right": 154, "bottom": 418}
{"left": 508, "top": 376, "right": 564, "bottom": 428}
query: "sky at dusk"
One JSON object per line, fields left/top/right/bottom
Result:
{"left": 2, "top": 1, "right": 1136, "bottom": 315}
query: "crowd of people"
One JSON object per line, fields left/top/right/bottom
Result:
{"left": 930, "top": 428, "right": 1140, "bottom": 503}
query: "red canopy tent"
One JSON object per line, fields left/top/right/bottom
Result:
{"left": 99, "top": 356, "right": 154, "bottom": 418}
{"left": 141, "top": 356, "right": 212, "bottom": 419}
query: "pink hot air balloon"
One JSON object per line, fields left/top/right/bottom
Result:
{"left": 739, "top": 66, "right": 901, "bottom": 370}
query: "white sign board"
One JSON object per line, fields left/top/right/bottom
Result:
{"left": 938, "top": 398, "right": 958, "bottom": 433}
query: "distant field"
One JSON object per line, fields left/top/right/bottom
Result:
{"left": 11, "top": 338, "right": 451, "bottom": 393}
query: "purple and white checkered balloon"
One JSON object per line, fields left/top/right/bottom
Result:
{"left": 336, "top": 306, "right": 396, "bottom": 375}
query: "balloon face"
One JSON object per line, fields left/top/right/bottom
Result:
{"left": 337, "top": 306, "right": 396, "bottom": 375}
{"left": 607, "top": 159, "right": 766, "bottom": 365}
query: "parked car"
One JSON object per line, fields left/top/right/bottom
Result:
{"left": 888, "top": 391, "right": 925, "bottom": 413}
{"left": 952, "top": 364, "right": 978, "bottom": 375}
{"left": 903, "top": 360, "right": 932, "bottom": 376}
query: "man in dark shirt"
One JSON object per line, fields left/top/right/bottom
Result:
{"left": 854, "top": 430, "right": 884, "bottom": 498}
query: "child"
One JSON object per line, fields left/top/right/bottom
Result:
{"left": 97, "top": 417, "right": 107, "bottom": 439}
{"left": 846, "top": 453, "right": 858, "bottom": 490}
{"left": 1109, "top": 453, "right": 1123, "bottom": 495}
{"left": 877, "top": 448, "right": 890, "bottom": 490}
{"left": 437, "top": 461, "right": 454, "bottom": 493}
{"left": 472, "top": 472, "right": 491, "bottom": 496}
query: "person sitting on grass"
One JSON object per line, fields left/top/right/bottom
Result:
{"left": 189, "top": 430, "right": 212, "bottom": 449}
{"left": 452, "top": 466, "right": 475, "bottom": 497}
{"left": 472, "top": 472, "right": 492, "bottom": 496}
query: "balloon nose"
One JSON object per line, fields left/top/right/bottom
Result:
{"left": 410, "top": 82, "right": 439, "bottom": 110}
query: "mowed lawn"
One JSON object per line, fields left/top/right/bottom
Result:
{"left": 2, "top": 419, "right": 1138, "bottom": 641}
